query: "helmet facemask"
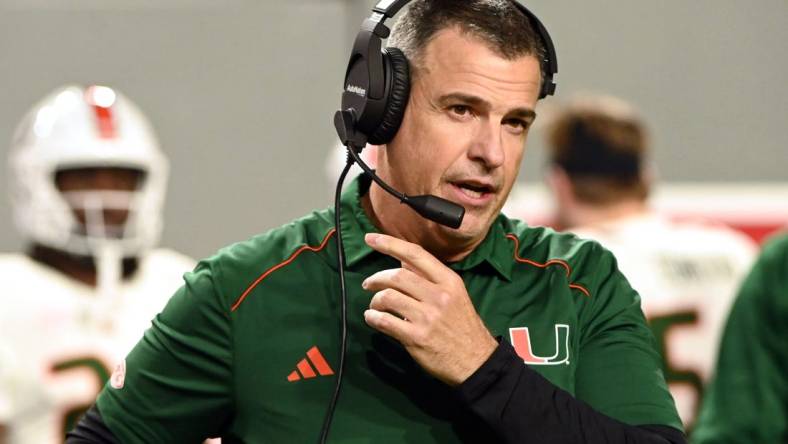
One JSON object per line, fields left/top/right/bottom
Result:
{"left": 55, "top": 167, "right": 149, "bottom": 257}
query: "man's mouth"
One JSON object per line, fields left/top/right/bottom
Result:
{"left": 450, "top": 180, "right": 496, "bottom": 201}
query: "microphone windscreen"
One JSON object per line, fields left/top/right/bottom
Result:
{"left": 406, "top": 195, "right": 465, "bottom": 229}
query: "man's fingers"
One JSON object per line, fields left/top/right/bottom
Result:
{"left": 364, "top": 309, "right": 416, "bottom": 343}
{"left": 368, "top": 288, "right": 423, "bottom": 322}
{"left": 363, "top": 268, "right": 432, "bottom": 302}
{"left": 365, "top": 233, "right": 445, "bottom": 282}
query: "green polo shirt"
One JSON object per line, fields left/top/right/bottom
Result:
{"left": 96, "top": 175, "right": 680, "bottom": 442}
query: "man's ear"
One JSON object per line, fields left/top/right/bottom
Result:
{"left": 545, "top": 165, "right": 576, "bottom": 207}
{"left": 641, "top": 163, "right": 657, "bottom": 197}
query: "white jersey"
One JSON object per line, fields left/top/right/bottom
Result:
{"left": 571, "top": 213, "right": 758, "bottom": 428}
{"left": 0, "top": 249, "right": 195, "bottom": 444}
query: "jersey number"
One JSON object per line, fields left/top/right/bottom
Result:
{"left": 51, "top": 357, "right": 112, "bottom": 440}
{"left": 649, "top": 310, "right": 703, "bottom": 430}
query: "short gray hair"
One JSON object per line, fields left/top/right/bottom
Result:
{"left": 387, "top": 0, "right": 546, "bottom": 79}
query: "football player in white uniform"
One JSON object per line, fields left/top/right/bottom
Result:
{"left": 0, "top": 85, "right": 195, "bottom": 443}
{"left": 542, "top": 94, "right": 758, "bottom": 430}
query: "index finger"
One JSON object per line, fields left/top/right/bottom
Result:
{"left": 364, "top": 233, "right": 445, "bottom": 283}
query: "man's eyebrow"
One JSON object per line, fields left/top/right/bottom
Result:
{"left": 437, "top": 92, "right": 536, "bottom": 121}
{"left": 508, "top": 107, "right": 537, "bottom": 122}
{"left": 438, "top": 92, "right": 488, "bottom": 109}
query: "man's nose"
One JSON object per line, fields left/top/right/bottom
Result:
{"left": 467, "top": 120, "right": 505, "bottom": 169}
{"left": 90, "top": 168, "right": 140, "bottom": 191}
{"left": 92, "top": 170, "right": 117, "bottom": 189}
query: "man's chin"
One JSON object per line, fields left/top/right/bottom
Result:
{"left": 440, "top": 214, "right": 492, "bottom": 242}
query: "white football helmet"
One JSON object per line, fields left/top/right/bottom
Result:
{"left": 7, "top": 85, "right": 169, "bottom": 257}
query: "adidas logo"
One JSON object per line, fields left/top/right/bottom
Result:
{"left": 287, "top": 346, "right": 335, "bottom": 382}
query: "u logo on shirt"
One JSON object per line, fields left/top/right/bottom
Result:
{"left": 509, "top": 324, "right": 570, "bottom": 366}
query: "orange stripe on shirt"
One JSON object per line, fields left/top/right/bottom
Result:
{"left": 231, "top": 228, "right": 336, "bottom": 311}
{"left": 506, "top": 233, "right": 591, "bottom": 297}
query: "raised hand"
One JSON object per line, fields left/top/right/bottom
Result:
{"left": 362, "top": 233, "right": 498, "bottom": 386}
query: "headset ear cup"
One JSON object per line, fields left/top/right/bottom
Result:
{"left": 368, "top": 47, "right": 410, "bottom": 145}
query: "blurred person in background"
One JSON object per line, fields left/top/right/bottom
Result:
{"left": 693, "top": 233, "right": 788, "bottom": 443}
{"left": 0, "top": 85, "right": 195, "bottom": 444}
{"left": 543, "top": 94, "right": 758, "bottom": 429}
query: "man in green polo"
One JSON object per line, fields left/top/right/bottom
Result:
{"left": 68, "top": 1, "right": 684, "bottom": 442}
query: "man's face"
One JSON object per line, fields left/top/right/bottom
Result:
{"left": 55, "top": 167, "right": 143, "bottom": 233}
{"left": 380, "top": 27, "right": 542, "bottom": 249}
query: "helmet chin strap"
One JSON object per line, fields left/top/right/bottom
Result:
{"left": 83, "top": 194, "right": 124, "bottom": 331}
{"left": 93, "top": 242, "right": 122, "bottom": 300}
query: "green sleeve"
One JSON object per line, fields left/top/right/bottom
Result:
{"left": 693, "top": 235, "right": 788, "bottom": 444}
{"left": 574, "top": 242, "right": 683, "bottom": 431}
{"left": 96, "top": 260, "right": 233, "bottom": 443}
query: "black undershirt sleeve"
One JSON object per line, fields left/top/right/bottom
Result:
{"left": 455, "top": 340, "right": 687, "bottom": 444}
{"left": 65, "top": 404, "right": 119, "bottom": 444}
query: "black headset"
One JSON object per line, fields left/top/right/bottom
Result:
{"left": 335, "top": 0, "right": 558, "bottom": 147}
{"left": 322, "top": 2, "right": 558, "bottom": 442}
